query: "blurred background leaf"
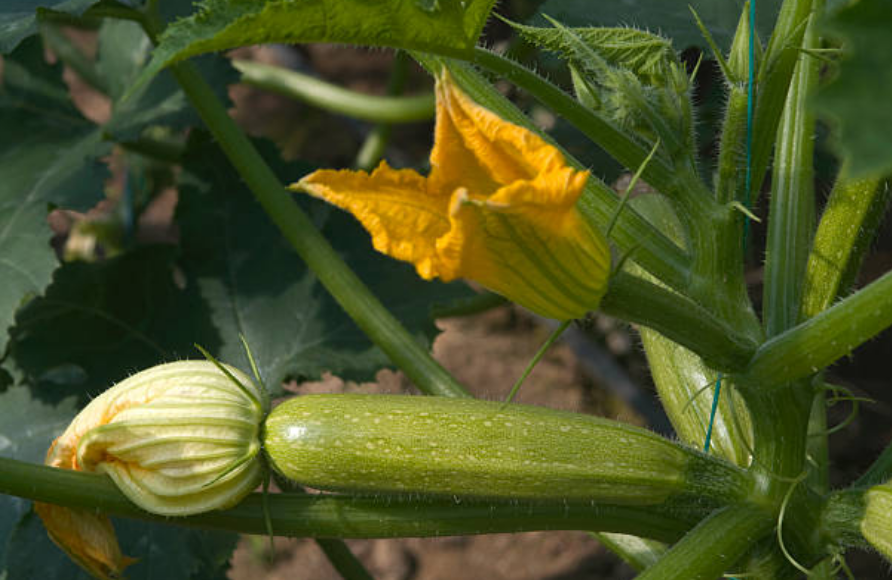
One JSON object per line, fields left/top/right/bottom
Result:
{"left": 814, "top": 0, "right": 892, "bottom": 179}
{"left": 0, "top": 35, "right": 109, "bottom": 356}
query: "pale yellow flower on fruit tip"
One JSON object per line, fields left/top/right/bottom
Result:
{"left": 36, "top": 360, "right": 265, "bottom": 579}
{"left": 291, "top": 70, "right": 611, "bottom": 320}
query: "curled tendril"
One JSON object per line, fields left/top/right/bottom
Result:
{"left": 808, "top": 383, "right": 875, "bottom": 438}
{"left": 776, "top": 471, "right": 811, "bottom": 575}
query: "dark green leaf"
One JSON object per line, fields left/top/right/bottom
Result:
{"left": 135, "top": 0, "right": 496, "bottom": 96}
{"left": 177, "top": 132, "right": 471, "bottom": 388}
{"left": 9, "top": 245, "right": 215, "bottom": 405}
{"left": 0, "top": 385, "right": 79, "bottom": 576}
{"left": 0, "top": 35, "right": 108, "bottom": 355}
{"left": 532, "top": 0, "right": 782, "bottom": 52}
{"left": 814, "top": 0, "right": 892, "bottom": 179}
{"left": 0, "top": 0, "right": 95, "bottom": 54}
{"left": 98, "top": 19, "right": 236, "bottom": 141}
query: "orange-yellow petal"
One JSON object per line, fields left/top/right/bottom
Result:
{"left": 34, "top": 502, "right": 136, "bottom": 580}
{"left": 295, "top": 161, "right": 453, "bottom": 280}
{"left": 429, "top": 70, "right": 572, "bottom": 197}
{"left": 290, "top": 69, "right": 612, "bottom": 320}
{"left": 437, "top": 178, "right": 610, "bottom": 320}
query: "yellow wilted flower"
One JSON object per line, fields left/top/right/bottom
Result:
{"left": 292, "top": 70, "right": 611, "bottom": 320}
{"left": 36, "top": 360, "right": 265, "bottom": 579}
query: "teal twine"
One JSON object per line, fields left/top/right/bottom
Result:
{"left": 703, "top": 4, "right": 754, "bottom": 579}
{"left": 705, "top": 0, "right": 756, "bottom": 457}
{"left": 703, "top": 373, "right": 723, "bottom": 452}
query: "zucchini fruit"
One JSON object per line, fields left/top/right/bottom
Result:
{"left": 264, "top": 394, "right": 747, "bottom": 505}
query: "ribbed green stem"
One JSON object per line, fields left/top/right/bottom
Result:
{"left": 0, "top": 457, "right": 697, "bottom": 542}
{"left": 716, "top": 87, "right": 748, "bottom": 204}
{"left": 315, "top": 539, "right": 375, "bottom": 580}
{"left": 601, "top": 271, "right": 758, "bottom": 372}
{"left": 744, "top": 269, "right": 892, "bottom": 386}
{"left": 635, "top": 504, "right": 774, "bottom": 580}
{"left": 749, "top": 0, "right": 813, "bottom": 204}
{"left": 595, "top": 533, "right": 665, "bottom": 571}
{"left": 234, "top": 59, "right": 435, "bottom": 124}
{"left": 134, "top": 15, "right": 469, "bottom": 399}
{"left": 802, "top": 174, "right": 888, "bottom": 319}
{"left": 763, "top": 16, "right": 817, "bottom": 337}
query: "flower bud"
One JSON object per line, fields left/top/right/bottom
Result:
{"left": 37, "top": 360, "right": 264, "bottom": 578}
{"left": 861, "top": 483, "right": 892, "bottom": 560}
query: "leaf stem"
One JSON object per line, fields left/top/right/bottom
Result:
{"left": 743, "top": 270, "right": 892, "bottom": 386}
{"left": 315, "top": 539, "right": 375, "bottom": 580}
{"left": 600, "top": 271, "right": 758, "bottom": 372}
{"left": 763, "top": 15, "right": 817, "bottom": 337}
{"left": 139, "top": 15, "right": 469, "bottom": 399}
{"left": 801, "top": 174, "right": 888, "bottom": 319}
{"left": 233, "top": 59, "right": 435, "bottom": 124}
{"left": 749, "top": 0, "right": 814, "bottom": 204}
{"left": 354, "top": 50, "right": 413, "bottom": 170}
{"left": 635, "top": 504, "right": 774, "bottom": 580}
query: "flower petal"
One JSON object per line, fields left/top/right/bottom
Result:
{"left": 295, "top": 161, "right": 453, "bottom": 280}
{"left": 34, "top": 503, "right": 136, "bottom": 580}
{"left": 437, "top": 179, "right": 610, "bottom": 320}
{"left": 429, "top": 71, "right": 573, "bottom": 198}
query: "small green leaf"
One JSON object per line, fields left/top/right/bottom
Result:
{"left": 814, "top": 0, "right": 892, "bottom": 179}
{"left": 177, "top": 132, "right": 471, "bottom": 388}
{"left": 137, "top": 0, "right": 496, "bottom": 95}
{"left": 0, "top": 0, "right": 95, "bottom": 54}
{"left": 532, "top": 0, "right": 781, "bottom": 52}
{"left": 512, "top": 22, "right": 678, "bottom": 85}
{"left": 0, "top": 35, "right": 108, "bottom": 355}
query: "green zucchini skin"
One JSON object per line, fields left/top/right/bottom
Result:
{"left": 264, "top": 395, "right": 746, "bottom": 504}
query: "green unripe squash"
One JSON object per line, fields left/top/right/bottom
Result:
{"left": 264, "top": 394, "right": 748, "bottom": 505}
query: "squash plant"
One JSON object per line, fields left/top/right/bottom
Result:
{"left": 1, "top": 0, "right": 892, "bottom": 578}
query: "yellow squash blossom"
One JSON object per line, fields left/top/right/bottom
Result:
{"left": 292, "top": 71, "right": 611, "bottom": 320}
{"left": 36, "top": 360, "right": 265, "bottom": 579}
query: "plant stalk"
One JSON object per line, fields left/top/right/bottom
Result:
{"left": 635, "top": 504, "right": 774, "bottom": 580}
{"left": 138, "top": 15, "right": 469, "bottom": 399}
{"left": 743, "top": 269, "right": 892, "bottom": 386}
{"left": 233, "top": 59, "right": 435, "bottom": 124}
{"left": 0, "top": 457, "right": 698, "bottom": 543}
{"left": 763, "top": 16, "right": 817, "bottom": 338}
{"left": 601, "top": 271, "right": 758, "bottom": 372}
